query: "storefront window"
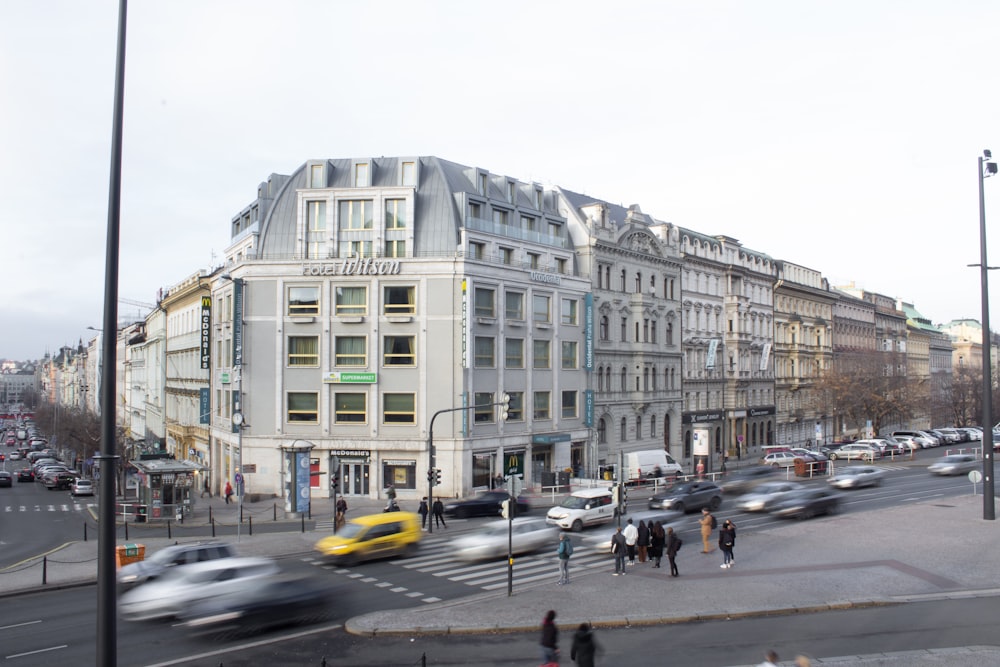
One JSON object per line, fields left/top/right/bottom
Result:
{"left": 472, "top": 453, "right": 492, "bottom": 489}
{"left": 382, "top": 460, "right": 416, "bottom": 490}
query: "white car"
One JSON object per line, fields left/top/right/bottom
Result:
{"left": 546, "top": 488, "right": 617, "bottom": 532}
{"left": 828, "top": 466, "right": 885, "bottom": 489}
{"left": 928, "top": 454, "right": 979, "bottom": 476}
{"left": 735, "top": 481, "right": 804, "bottom": 512}
{"left": 119, "top": 557, "right": 279, "bottom": 621}
{"left": 70, "top": 478, "right": 94, "bottom": 496}
{"left": 452, "top": 518, "right": 559, "bottom": 562}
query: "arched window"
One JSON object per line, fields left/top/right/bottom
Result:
{"left": 643, "top": 367, "right": 649, "bottom": 391}
{"left": 636, "top": 416, "right": 642, "bottom": 440}
{"left": 600, "top": 316, "right": 609, "bottom": 341}
{"left": 666, "top": 322, "right": 673, "bottom": 345}
{"left": 635, "top": 272, "right": 642, "bottom": 293}
{"left": 597, "top": 418, "right": 607, "bottom": 444}
{"left": 650, "top": 415, "right": 656, "bottom": 438}
{"left": 620, "top": 417, "right": 628, "bottom": 442}
{"left": 620, "top": 269, "right": 627, "bottom": 292}
{"left": 620, "top": 367, "right": 627, "bottom": 391}
{"left": 664, "top": 414, "right": 671, "bottom": 447}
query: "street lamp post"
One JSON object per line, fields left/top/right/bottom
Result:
{"left": 976, "top": 149, "right": 997, "bottom": 520}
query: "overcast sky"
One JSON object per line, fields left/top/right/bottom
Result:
{"left": 2, "top": 1, "right": 998, "bottom": 362}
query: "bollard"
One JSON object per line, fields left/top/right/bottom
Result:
{"left": 301, "top": 514, "right": 306, "bottom": 533}
{"left": 43, "top": 556, "right": 48, "bottom": 584}
{"left": 240, "top": 504, "right": 244, "bottom": 524}
{"left": 167, "top": 520, "right": 172, "bottom": 540}
{"left": 209, "top": 506, "right": 213, "bottom": 523}
{"left": 84, "top": 522, "right": 88, "bottom": 542}
{"left": 273, "top": 503, "right": 277, "bottom": 521}
{"left": 125, "top": 521, "right": 129, "bottom": 541}
{"left": 211, "top": 517, "right": 216, "bottom": 538}
{"left": 249, "top": 515, "right": 253, "bottom": 536}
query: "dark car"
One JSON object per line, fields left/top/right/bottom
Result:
{"left": 444, "top": 491, "right": 531, "bottom": 518}
{"left": 0, "top": 471, "right": 12, "bottom": 487}
{"left": 719, "top": 465, "right": 776, "bottom": 495}
{"left": 43, "top": 472, "right": 78, "bottom": 490}
{"left": 770, "top": 488, "right": 841, "bottom": 520}
{"left": 17, "top": 468, "right": 34, "bottom": 482}
{"left": 648, "top": 481, "right": 722, "bottom": 513}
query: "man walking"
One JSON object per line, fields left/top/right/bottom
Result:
{"left": 335, "top": 497, "right": 348, "bottom": 529}
{"left": 611, "top": 527, "right": 627, "bottom": 575}
{"left": 622, "top": 518, "right": 638, "bottom": 566}
{"left": 432, "top": 498, "right": 447, "bottom": 528}
{"left": 417, "top": 497, "right": 429, "bottom": 529}
{"left": 699, "top": 507, "right": 715, "bottom": 553}
{"left": 557, "top": 533, "right": 573, "bottom": 585}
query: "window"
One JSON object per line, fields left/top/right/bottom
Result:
{"left": 600, "top": 316, "right": 609, "bottom": 341}
{"left": 383, "top": 335, "right": 415, "bottom": 366}
{"left": 505, "top": 338, "right": 525, "bottom": 368}
{"left": 288, "top": 286, "right": 320, "bottom": 315}
{"left": 561, "top": 341, "right": 578, "bottom": 369}
{"left": 474, "top": 392, "right": 495, "bottom": 423}
{"left": 401, "top": 161, "right": 416, "bottom": 186}
{"left": 506, "top": 391, "right": 524, "bottom": 421}
{"left": 493, "top": 209, "right": 508, "bottom": 226}
{"left": 309, "top": 164, "right": 324, "bottom": 188}
{"left": 383, "top": 393, "right": 415, "bottom": 424}
{"left": 533, "top": 294, "right": 551, "bottom": 323}
{"left": 306, "top": 201, "right": 326, "bottom": 259}
{"left": 533, "top": 391, "right": 551, "bottom": 420}
{"left": 469, "top": 201, "right": 482, "bottom": 219}
{"left": 620, "top": 417, "right": 627, "bottom": 441}
{"left": 522, "top": 215, "right": 536, "bottom": 231}
{"left": 556, "top": 258, "right": 567, "bottom": 274}
{"left": 340, "top": 240, "right": 373, "bottom": 258}
{"left": 501, "top": 247, "right": 513, "bottom": 265}
{"left": 384, "top": 239, "right": 406, "bottom": 257}
{"left": 474, "top": 287, "right": 496, "bottom": 317}
{"left": 505, "top": 291, "right": 524, "bottom": 320}
{"left": 339, "top": 200, "right": 373, "bottom": 229}
{"left": 597, "top": 418, "right": 607, "bottom": 444}
{"left": 474, "top": 337, "right": 496, "bottom": 367}
{"left": 528, "top": 252, "right": 540, "bottom": 269}
{"left": 334, "top": 393, "right": 367, "bottom": 423}
{"left": 287, "top": 392, "right": 318, "bottom": 423}
{"left": 384, "top": 285, "right": 415, "bottom": 314}
{"left": 620, "top": 317, "right": 627, "bottom": 341}
{"left": 354, "top": 162, "right": 369, "bottom": 187}
{"left": 335, "top": 336, "right": 367, "bottom": 366}
{"left": 561, "top": 298, "right": 578, "bottom": 325}
{"left": 470, "top": 241, "right": 485, "bottom": 259}
{"left": 288, "top": 336, "right": 319, "bottom": 367}
{"left": 533, "top": 339, "right": 551, "bottom": 369}
{"left": 385, "top": 199, "right": 407, "bottom": 229}
{"left": 561, "top": 391, "right": 577, "bottom": 418}
{"left": 335, "top": 286, "right": 367, "bottom": 316}
{"left": 478, "top": 173, "right": 488, "bottom": 195}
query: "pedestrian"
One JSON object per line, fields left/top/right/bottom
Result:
{"left": 665, "top": 526, "right": 682, "bottom": 577}
{"left": 432, "top": 497, "right": 447, "bottom": 528}
{"left": 224, "top": 481, "right": 233, "bottom": 505}
{"left": 386, "top": 484, "right": 397, "bottom": 501}
{"left": 539, "top": 610, "right": 559, "bottom": 666}
{"left": 637, "top": 519, "right": 649, "bottom": 563}
{"left": 557, "top": 533, "right": 573, "bottom": 585}
{"left": 610, "top": 527, "right": 627, "bottom": 575}
{"left": 719, "top": 519, "right": 736, "bottom": 568}
{"left": 418, "top": 496, "right": 429, "bottom": 529}
{"left": 201, "top": 477, "right": 210, "bottom": 498}
{"left": 699, "top": 508, "right": 715, "bottom": 553}
{"left": 570, "top": 622, "right": 601, "bottom": 667}
{"left": 696, "top": 459, "right": 705, "bottom": 479}
{"left": 758, "top": 649, "right": 779, "bottom": 667}
{"left": 335, "top": 497, "right": 348, "bottom": 528}
{"left": 649, "top": 521, "right": 665, "bottom": 568}
{"left": 622, "top": 518, "right": 638, "bottom": 566}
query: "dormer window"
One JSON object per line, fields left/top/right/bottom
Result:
{"left": 309, "top": 164, "right": 325, "bottom": 188}
{"left": 354, "top": 162, "right": 369, "bottom": 187}
{"left": 478, "top": 172, "right": 488, "bottom": 195}
{"left": 401, "top": 161, "right": 416, "bottom": 186}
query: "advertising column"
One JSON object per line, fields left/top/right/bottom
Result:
{"left": 693, "top": 426, "right": 711, "bottom": 479}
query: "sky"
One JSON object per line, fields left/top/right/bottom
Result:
{"left": 2, "top": 0, "right": 999, "bottom": 362}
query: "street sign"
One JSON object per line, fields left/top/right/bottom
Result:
{"left": 242, "top": 464, "right": 257, "bottom": 473}
{"left": 969, "top": 470, "right": 983, "bottom": 484}
{"left": 505, "top": 453, "right": 523, "bottom": 476}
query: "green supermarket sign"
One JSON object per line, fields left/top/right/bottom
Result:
{"left": 323, "top": 372, "right": 377, "bottom": 384}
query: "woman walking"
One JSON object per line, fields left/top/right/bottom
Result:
{"left": 649, "top": 521, "right": 665, "bottom": 568}
{"left": 665, "top": 526, "right": 682, "bottom": 577}
{"left": 637, "top": 520, "right": 649, "bottom": 564}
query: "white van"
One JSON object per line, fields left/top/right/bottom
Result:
{"left": 546, "top": 488, "right": 616, "bottom": 532}
{"left": 624, "top": 450, "right": 683, "bottom": 482}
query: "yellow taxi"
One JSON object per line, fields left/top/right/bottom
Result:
{"left": 314, "top": 511, "right": 422, "bottom": 565}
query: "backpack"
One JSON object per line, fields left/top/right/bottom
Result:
{"left": 559, "top": 539, "right": 574, "bottom": 557}
{"left": 710, "top": 514, "right": 718, "bottom": 529}
{"left": 676, "top": 537, "right": 683, "bottom": 551}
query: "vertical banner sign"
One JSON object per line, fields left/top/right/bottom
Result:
{"left": 461, "top": 278, "right": 470, "bottom": 369}
{"left": 693, "top": 427, "right": 710, "bottom": 457}
{"left": 706, "top": 339, "right": 718, "bottom": 369}
{"left": 760, "top": 342, "right": 771, "bottom": 371}
{"left": 584, "top": 293, "right": 594, "bottom": 371}
{"left": 232, "top": 278, "right": 244, "bottom": 368}
{"left": 200, "top": 296, "right": 212, "bottom": 369}
{"left": 296, "top": 451, "right": 311, "bottom": 515}
{"left": 584, "top": 389, "right": 594, "bottom": 427}
{"left": 199, "top": 388, "right": 210, "bottom": 424}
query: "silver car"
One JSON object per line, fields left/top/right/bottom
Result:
{"left": 927, "top": 454, "right": 979, "bottom": 476}
{"left": 452, "top": 518, "right": 559, "bottom": 562}
{"left": 735, "top": 481, "right": 804, "bottom": 512}
{"left": 828, "top": 466, "right": 886, "bottom": 489}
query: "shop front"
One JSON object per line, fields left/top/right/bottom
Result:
{"left": 130, "top": 456, "right": 205, "bottom": 521}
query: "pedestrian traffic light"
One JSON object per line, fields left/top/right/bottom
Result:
{"left": 499, "top": 392, "right": 511, "bottom": 422}
{"left": 501, "top": 498, "right": 514, "bottom": 519}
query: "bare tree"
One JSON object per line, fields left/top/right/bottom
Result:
{"left": 815, "top": 350, "right": 915, "bottom": 436}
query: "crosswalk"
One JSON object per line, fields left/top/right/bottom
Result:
{"left": 3, "top": 502, "right": 97, "bottom": 513}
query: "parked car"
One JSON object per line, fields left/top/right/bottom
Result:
{"left": 117, "top": 542, "right": 238, "bottom": 590}
{"left": 892, "top": 434, "right": 922, "bottom": 452}
{"left": 546, "top": 488, "right": 617, "bottom": 531}
{"left": 70, "top": 478, "right": 94, "bottom": 496}
{"left": 43, "top": 471, "right": 77, "bottom": 490}
{"left": 443, "top": 491, "right": 530, "bottom": 519}
{"left": 734, "top": 481, "right": 803, "bottom": 512}
{"left": 119, "top": 557, "right": 280, "bottom": 621}
{"left": 828, "top": 443, "right": 881, "bottom": 461}
{"left": 769, "top": 489, "right": 842, "bottom": 520}
{"left": 927, "top": 454, "right": 979, "bottom": 476}
{"left": 892, "top": 430, "right": 940, "bottom": 447}
{"left": 927, "top": 428, "right": 960, "bottom": 444}
{"left": 647, "top": 481, "right": 723, "bottom": 513}
{"left": 0, "top": 471, "right": 12, "bottom": 487}
{"left": 314, "top": 512, "right": 422, "bottom": 565}
{"left": 452, "top": 518, "right": 559, "bottom": 562}
{"left": 828, "top": 465, "right": 886, "bottom": 489}
{"left": 719, "top": 465, "right": 777, "bottom": 495}
{"left": 936, "top": 428, "right": 968, "bottom": 443}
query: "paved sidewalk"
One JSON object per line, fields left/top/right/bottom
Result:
{"left": 2, "top": 489, "right": 998, "bottom": 666}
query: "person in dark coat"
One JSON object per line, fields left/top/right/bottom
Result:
{"left": 648, "top": 521, "right": 665, "bottom": 568}
{"left": 610, "top": 527, "right": 627, "bottom": 575}
{"left": 539, "top": 609, "right": 559, "bottom": 665}
{"left": 637, "top": 520, "right": 650, "bottom": 563}
{"left": 432, "top": 498, "right": 447, "bottom": 528}
{"left": 719, "top": 519, "right": 736, "bottom": 568}
{"left": 570, "top": 622, "right": 601, "bottom": 667}
{"left": 417, "top": 497, "right": 429, "bottom": 529}
{"left": 665, "top": 526, "right": 682, "bottom": 577}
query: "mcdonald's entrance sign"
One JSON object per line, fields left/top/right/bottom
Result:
{"left": 505, "top": 453, "right": 524, "bottom": 476}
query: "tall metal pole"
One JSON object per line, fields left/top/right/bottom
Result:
{"left": 978, "top": 153, "right": 995, "bottom": 520}
{"left": 98, "top": 1, "right": 127, "bottom": 663}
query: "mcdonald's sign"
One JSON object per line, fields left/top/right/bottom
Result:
{"left": 505, "top": 453, "right": 524, "bottom": 476}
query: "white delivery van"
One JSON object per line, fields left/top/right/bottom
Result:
{"left": 625, "top": 450, "right": 683, "bottom": 482}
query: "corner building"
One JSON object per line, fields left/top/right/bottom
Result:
{"left": 212, "top": 157, "right": 590, "bottom": 503}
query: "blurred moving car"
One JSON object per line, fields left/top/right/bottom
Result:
{"left": 734, "top": 481, "right": 803, "bottom": 512}
{"left": 928, "top": 454, "right": 979, "bottom": 476}
{"left": 828, "top": 465, "right": 886, "bottom": 489}
{"left": 444, "top": 491, "right": 530, "bottom": 519}
{"left": 314, "top": 511, "right": 422, "bottom": 565}
{"left": 0, "top": 471, "right": 12, "bottom": 487}
{"left": 719, "top": 465, "right": 777, "bottom": 495}
{"left": 119, "top": 557, "right": 280, "bottom": 621}
{"left": 117, "top": 542, "right": 238, "bottom": 590}
{"left": 452, "top": 518, "right": 558, "bottom": 562}
{"left": 769, "top": 489, "right": 841, "bottom": 519}
{"left": 70, "top": 478, "right": 94, "bottom": 496}
{"left": 648, "top": 481, "right": 722, "bottom": 513}
{"left": 182, "top": 575, "right": 335, "bottom": 637}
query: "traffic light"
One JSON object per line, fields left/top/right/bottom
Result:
{"left": 611, "top": 485, "right": 621, "bottom": 505}
{"left": 331, "top": 473, "right": 339, "bottom": 492}
{"left": 427, "top": 469, "right": 435, "bottom": 483}
{"left": 501, "top": 498, "right": 515, "bottom": 519}
{"left": 499, "top": 392, "right": 511, "bottom": 422}
{"left": 434, "top": 468, "right": 442, "bottom": 486}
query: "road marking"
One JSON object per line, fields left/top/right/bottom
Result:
{"left": 6, "top": 645, "right": 68, "bottom": 659}
{"left": 405, "top": 591, "right": 424, "bottom": 598}
{"left": 0, "top": 620, "right": 42, "bottom": 631}
{"left": 422, "top": 596, "right": 442, "bottom": 603}
{"left": 143, "top": 623, "right": 343, "bottom": 667}
{"left": 390, "top": 586, "right": 407, "bottom": 592}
